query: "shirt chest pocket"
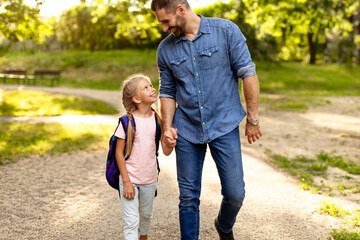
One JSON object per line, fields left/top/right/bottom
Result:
{"left": 170, "top": 56, "right": 189, "bottom": 78}
{"left": 200, "top": 46, "right": 220, "bottom": 70}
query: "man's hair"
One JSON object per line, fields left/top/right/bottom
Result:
{"left": 151, "top": 0, "right": 190, "bottom": 13}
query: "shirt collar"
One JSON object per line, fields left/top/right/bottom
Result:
{"left": 174, "top": 14, "right": 211, "bottom": 43}
{"left": 198, "top": 15, "right": 211, "bottom": 34}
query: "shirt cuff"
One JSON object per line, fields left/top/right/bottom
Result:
{"left": 236, "top": 64, "right": 256, "bottom": 79}
{"left": 159, "top": 93, "right": 175, "bottom": 99}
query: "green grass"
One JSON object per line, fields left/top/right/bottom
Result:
{"left": 256, "top": 62, "right": 360, "bottom": 96}
{"left": 317, "top": 202, "right": 360, "bottom": 240}
{"left": 0, "top": 89, "right": 118, "bottom": 116}
{"left": 265, "top": 150, "right": 360, "bottom": 194}
{"left": 346, "top": 210, "right": 360, "bottom": 227}
{"left": 330, "top": 229, "right": 360, "bottom": 240}
{"left": 317, "top": 201, "right": 349, "bottom": 217}
{"left": 0, "top": 122, "right": 114, "bottom": 165}
{"left": 0, "top": 49, "right": 159, "bottom": 90}
{"left": 318, "top": 152, "right": 360, "bottom": 175}
{"left": 1, "top": 50, "right": 360, "bottom": 95}
{"left": 260, "top": 95, "right": 331, "bottom": 112}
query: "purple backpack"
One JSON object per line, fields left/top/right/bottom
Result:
{"left": 105, "top": 114, "right": 161, "bottom": 191}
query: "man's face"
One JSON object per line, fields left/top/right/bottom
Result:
{"left": 154, "top": 7, "right": 186, "bottom": 37}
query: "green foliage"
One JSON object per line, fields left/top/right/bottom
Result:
{"left": 318, "top": 202, "right": 360, "bottom": 239}
{"left": 0, "top": 49, "right": 159, "bottom": 90}
{"left": 56, "top": 4, "right": 100, "bottom": 50}
{"left": 195, "top": 1, "right": 237, "bottom": 19}
{"left": 317, "top": 201, "right": 349, "bottom": 217}
{"left": 346, "top": 210, "right": 360, "bottom": 227}
{"left": 243, "top": 0, "right": 360, "bottom": 63}
{"left": 0, "top": 122, "right": 113, "bottom": 165}
{"left": 0, "top": 90, "right": 118, "bottom": 116}
{"left": 1, "top": 0, "right": 358, "bottom": 64}
{"left": 318, "top": 202, "right": 360, "bottom": 238}
{"left": 260, "top": 94, "right": 333, "bottom": 112}
{"left": 257, "top": 62, "right": 360, "bottom": 95}
{"left": 318, "top": 152, "right": 360, "bottom": 175}
{"left": 1, "top": 0, "right": 359, "bottom": 64}
{"left": 113, "top": 0, "right": 162, "bottom": 48}
{"left": 54, "top": 1, "right": 162, "bottom": 50}
{"left": 265, "top": 151, "right": 360, "bottom": 195}
{"left": 268, "top": 153, "right": 324, "bottom": 189}
{"left": 1, "top": 50, "right": 360, "bottom": 93}
{"left": 329, "top": 229, "right": 360, "bottom": 240}
{"left": 260, "top": 96, "right": 308, "bottom": 112}
{"left": 195, "top": 0, "right": 359, "bottom": 63}
{"left": 0, "top": 0, "right": 52, "bottom": 43}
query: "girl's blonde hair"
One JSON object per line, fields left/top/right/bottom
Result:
{"left": 121, "top": 74, "right": 161, "bottom": 159}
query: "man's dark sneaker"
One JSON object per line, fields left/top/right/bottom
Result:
{"left": 214, "top": 217, "right": 235, "bottom": 240}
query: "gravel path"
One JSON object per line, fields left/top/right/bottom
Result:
{"left": 0, "top": 84, "right": 357, "bottom": 240}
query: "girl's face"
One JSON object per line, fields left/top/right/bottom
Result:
{"left": 134, "top": 78, "right": 157, "bottom": 105}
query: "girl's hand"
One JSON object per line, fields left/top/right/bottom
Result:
{"left": 123, "top": 181, "right": 135, "bottom": 200}
{"left": 164, "top": 128, "right": 178, "bottom": 148}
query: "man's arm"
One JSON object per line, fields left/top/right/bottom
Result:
{"left": 160, "top": 97, "right": 176, "bottom": 130}
{"left": 160, "top": 97, "right": 178, "bottom": 148}
{"left": 242, "top": 74, "right": 262, "bottom": 144}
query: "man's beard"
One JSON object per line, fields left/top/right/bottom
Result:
{"left": 170, "top": 14, "right": 186, "bottom": 37}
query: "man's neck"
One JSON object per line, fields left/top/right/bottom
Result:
{"left": 185, "top": 12, "right": 201, "bottom": 41}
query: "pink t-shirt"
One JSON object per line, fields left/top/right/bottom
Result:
{"left": 115, "top": 113, "right": 157, "bottom": 184}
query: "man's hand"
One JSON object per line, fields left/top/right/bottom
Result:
{"left": 123, "top": 181, "right": 135, "bottom": 200}
{"left": 245, "top": 123, "right": 262, "bottom": 144}
{"left": 163, "top": 128, "right": 178, "bottom": 148}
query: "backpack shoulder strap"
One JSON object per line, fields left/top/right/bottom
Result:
{"left": 154, "top": 114, "right": 161, "bottom": 156}
{"left": 118, "top": 115, "right": 128, "bottom": 134}
{"left": 119, "top": 114, "right": 135, "bottom": 160}
{"left": 154, "top": 114, "right": 161, "bottom": 175}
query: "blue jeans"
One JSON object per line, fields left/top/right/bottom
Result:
{"left": 175, "top": 127, "right": 245, "bottom": 240}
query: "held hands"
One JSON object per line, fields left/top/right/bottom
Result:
{"left": 245, "top": 123, "right": 262, "bottom": 144}
{"left": 163, "top": 128, "right": 178, "bottom": 148}
{"left": 123, "top": 181, "right": 135, "bottom": 200}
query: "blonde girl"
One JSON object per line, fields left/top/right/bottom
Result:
{"left": 115, "top": 74, "right": 173, "bottom": 240}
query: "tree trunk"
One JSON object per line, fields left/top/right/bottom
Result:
{"left": 353, "top": 7, "right": 360, "bottom": 64}
{"left": 307, "top": 32, "right": 317, "bottom": 64}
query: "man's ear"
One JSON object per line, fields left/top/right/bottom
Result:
{"left": 132, "top": 96, "right": 141, "bottom": 104}
{"left": 176, "top": 4, "right": 186, "bottom": 15}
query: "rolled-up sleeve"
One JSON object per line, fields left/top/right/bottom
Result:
{"left": 157, "top": 46, "right": 176, "bottom": 99}
{"left": 227, "top": 22, "right": 256, "bottom": 79}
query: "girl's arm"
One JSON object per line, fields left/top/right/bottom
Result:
{"left": 115, "top": 138, "right": 135, "bottom": 200}
{"left": 157, "top": 115, "right": 175, "bottom": 156}
{"left": 161, "top": 130, "right": 175, "bottom": 156}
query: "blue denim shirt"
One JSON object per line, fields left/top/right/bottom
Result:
{"left": 157, "top": 15, "right": 256, "bottom": 144}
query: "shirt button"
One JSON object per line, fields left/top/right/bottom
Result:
{"left": 198, "top": 91, "right": 201, "bottom": 93}
{"left": 209, "top": 53, "right": 212, "bottom": 56}
{"left": 203, "top": 122, "right": 205, "bottom": 125}
{"left": 201, "top": 107, "right": 203, "bottom": 109}
{"left": 193, "top": 58, "right": 196, "bottom": 61}
{"left": 196, "top": 73, "right": 198, "bottom": 76}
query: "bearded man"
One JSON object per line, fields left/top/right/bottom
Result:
{"left": 151, "top": 1, "right": 262, "bottom": 239}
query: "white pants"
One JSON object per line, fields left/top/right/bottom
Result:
{"left": 119, "top": 181, "right": 157, "bottom": 240}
